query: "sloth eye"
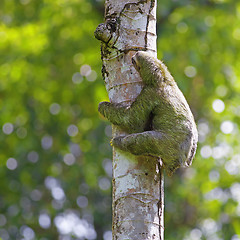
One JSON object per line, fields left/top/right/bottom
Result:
{"left": 106, "top": 19, "right": 117, "bottom": 32}
{"left": 132, "top": 58, "right": 140, "bottom": 71}
{"left": 132, "top": 57, "right": 137, "bottom": 66}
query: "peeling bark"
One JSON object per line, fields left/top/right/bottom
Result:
{"left": 95, "top": 0, "right": 164, "bottom": 239}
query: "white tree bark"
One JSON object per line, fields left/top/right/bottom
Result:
{"left": 95, "top": 0, "right": 164, "bottom": 239}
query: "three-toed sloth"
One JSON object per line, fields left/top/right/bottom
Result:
{"left": 99, "top": 51, "right": 198, "bottom": 175}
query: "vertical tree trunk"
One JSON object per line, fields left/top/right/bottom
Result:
{"left": 95, "top": 0, "right": 164, "bottom": 239}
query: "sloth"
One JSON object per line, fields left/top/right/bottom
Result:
{"left": 98, "top": 51, "right": 198, "bottom": 175}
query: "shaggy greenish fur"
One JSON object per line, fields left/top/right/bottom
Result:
{"left": 98, "top": 51, "right": 198, "bottom": 175}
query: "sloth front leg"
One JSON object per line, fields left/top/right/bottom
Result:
{"left": 98, "top": 102, "right": 129, "bottom": 128}
{"left": 98, "top": 88, "right": 155, "bottom": 133}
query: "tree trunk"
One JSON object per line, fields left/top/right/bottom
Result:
{"left": 95, "top": 0, "right": 164, "bottom": 239}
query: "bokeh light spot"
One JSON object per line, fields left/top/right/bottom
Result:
{"left": 72, "top": 72, "right": 83, "bottom": 84}
{"left": 67, "top": 124, "right": 79, "bottom": 137}
{"left": 16, "top": 127, "right": 27, "bottom": 139}
{"left": 45, "top": 176, "right": 59, "bottom": 190}
{"left": 54, "top": 212, "right": 96, "bottom": 239}
{"left": 209, "top": 170, "right": 220, "bottom": 182}
{"left": 20, "top": 226, "right": 35, "bottom": 240}
{"left": 49, "top": 103, "right": 61, "bottom": 115}
{"left": 73, "top": 53, "right": 85, "bottom": 65}
{"left": 86, "top": 70, "right": 97, "bottom": 82}
{"left": 39, "top": 213, "right": 51, "bottom": 229}
{"left": 103, "top": 230, "right": 112, "bottom": 240}
{"left": 76, "top": 196, "right": 88, "bottom": 208}
{"left": 98, "top": 177, "right": 111, "bottom": 191}
{"left": 27, "top": 151, "right": 39, "bottom": 163}
{"left": 204, "top": 16, "right": 216, "bottom": 27}
{"left": 102, "top": 158, "right": 112, "bottom": 177}
{"left": 216, "top": 85, "right": 228, "bottom": 97}
{"left": 51, "top": 187, "right": 65, "bottom": 201}
{"left": 212, "top": 99, "right": 225, "bottom": 113}
{"left": 184, "top": 66, "right": 197, "bottom": 78}
{"left": 201, "top": 218, "right": 218, "bottom": 236}
{"left": 6, "top": 158, "right": 18, "bottom": 170}
{"left": 176, "top": 22, "right": 188, "bottom": 33}
{"left": 30, "top": 189, "right": 42, "bottom": 201}
{"left": 220, "top": 120, "right": 234, "bottom": 134}
{"left": 230, "top": 183, "right": 240, "bottom": 202}
{"left": 41, "top": 135, "right": 53, "bottom": 150}
{"left": 190, "top": 228, "right": 202, "bottom": 239}
{"left": 232, "top": 235, "right": 240, "bottom": 240}
{"left": 69, "top": 143, "right": 81, "bottom": 157}
{"left": 2, "top": 122, "right": 14, "bottom": 135}
{"left": 80, "top": 64, "right": 91, "bottom": 77}
{"left": 0, "top": 214, "right": 7, "bottom": 227}
{"left": 200, "top": 145, "right": 212, "bottom": 158}
{"left": 63, "top": 153, "right": 76, "bottom": 166}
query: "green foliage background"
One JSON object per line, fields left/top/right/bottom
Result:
{"left": 0, "top": 0, "right": 240, "bottom": 239}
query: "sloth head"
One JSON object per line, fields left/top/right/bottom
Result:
{"left": 132, "top": 51, "right": 174, "bottom": 86}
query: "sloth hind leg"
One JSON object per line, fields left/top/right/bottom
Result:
{"left": 112, "top": 131, "right": 166, "bottom": 156}
{"left": 112, "top": 130, "right": 185, "bottom": 175}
